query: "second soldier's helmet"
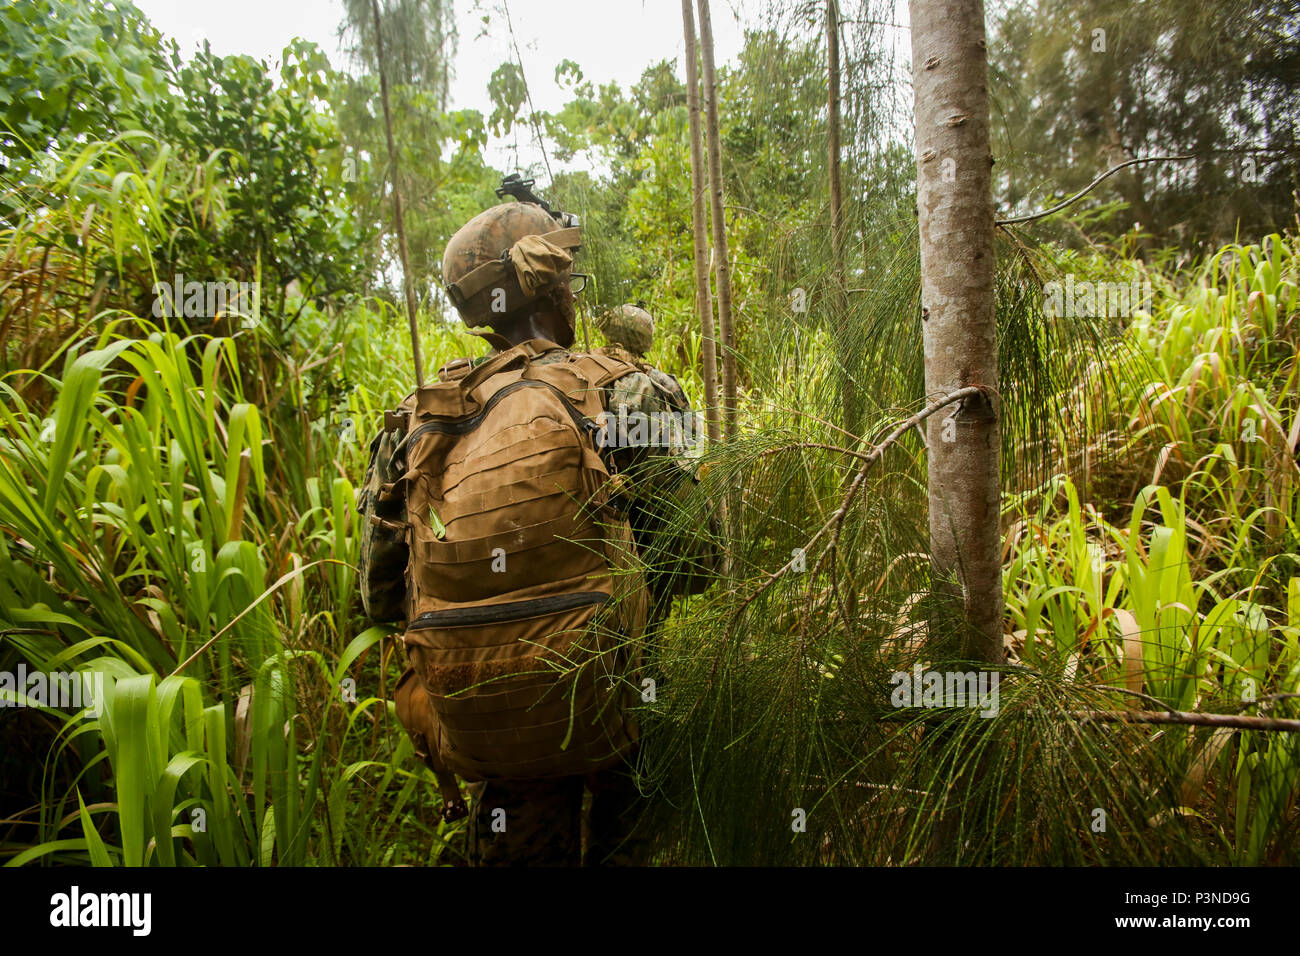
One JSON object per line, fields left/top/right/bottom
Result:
{"left": 441, "top": 202, "right": 582, "bottom": 328}
{"left": 600, "top": 303, "right": 655, "bottom": 357}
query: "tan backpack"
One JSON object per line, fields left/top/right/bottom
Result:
{"left": 387, "top": 338, "right": 649, "bottom": 783}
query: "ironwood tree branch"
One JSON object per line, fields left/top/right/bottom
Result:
{"left": 725, "top": 386, "right": 984, "bottom": 639}
{"left": 996, "top": 155, "right": 1196, "bottom": 226}
{"left": 1068, "top": 709, "right": 1300, "bottom": 733}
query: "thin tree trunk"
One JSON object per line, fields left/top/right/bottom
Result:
{"left": 371, "top": 0, "right": 425, "bottom": 387}
{"left": 695, "top": 0, "right": 736, "bottom": 439}
{"left": 909, "top": 0, "right": 1003, "bottom": 665}
{"left": 682, "top": 0, "right": 721, "bottom": 447}
{"left": 827, "top": 0, "right": 845, "bottom": 277}
{"left": 827, "top": 0, "right": 856, "bottom": 433}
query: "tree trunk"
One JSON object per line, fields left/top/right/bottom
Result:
{"left": 695, "top": 0, "right": 737, "bottom": 439}
{"left": 682, "top": 0, "right": 722, "bottom": 446}
{"left": 909, "top": 0, "right": 1004, "bottom": 665}
{"left": 826, "top": 0, "right": 857, "bottom": 433}
{"left": 826, "top": 2, "right": 847, "bottom": 280}
{"left": 370, "top": 0, "right": 425, "bottom": 387}
{"left": 827, "top": 0, "right": 845, "bottom": 276}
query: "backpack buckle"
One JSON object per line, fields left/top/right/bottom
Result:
{"left": 441, "top": 798, "right": 468, "bottom": 824}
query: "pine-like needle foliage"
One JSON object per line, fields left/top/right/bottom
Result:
{"left": 610, "top": 203, "right": 1291, "bottom": 865}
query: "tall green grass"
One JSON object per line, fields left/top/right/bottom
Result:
{"left": 1, "top": 131, "right": 1296, "bottom": 866}
{"left": 0, "top": 137, "right": 480, "bottom": 865}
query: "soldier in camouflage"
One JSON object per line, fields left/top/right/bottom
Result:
{"left": 592, "top": 304, "right": 711, "bottom": 618}
{"left": 598, "top": 303, "right": 696, "bottom": 438}
{"left": 357, "top": 200, "right": 717, "bottom": 866}
{"left": 599, "top": 303, "right": 655, "bottom": 357}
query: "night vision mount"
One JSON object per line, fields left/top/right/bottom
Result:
{"left": 496, "top": 173, "right": 580, "bottom": 229}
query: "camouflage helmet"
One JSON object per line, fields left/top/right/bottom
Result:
{"left": 441, "top": 202, "right": 582, "bottom": 327}
{"left": 600, "top": 303, "right": 655, "bottom": 356}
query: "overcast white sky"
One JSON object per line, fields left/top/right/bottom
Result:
{"left": 132, "top": 0, "right": 751, "bottom": 174}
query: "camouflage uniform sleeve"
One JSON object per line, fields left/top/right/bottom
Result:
{"left": 602, "top": 367, "right": 720, "bottom": 600}
{"left": 357, "top": 422, "right": 409, "bottom": 623}
{"left": 603, "top": 370, "right": 698, "bottom": 477}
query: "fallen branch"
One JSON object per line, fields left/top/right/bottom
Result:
{"left": 1235, "top": 691, "right": 1300, "bottom": 712}
{"left": 1068, "top": 709, "right": 1300, "bottom": 733}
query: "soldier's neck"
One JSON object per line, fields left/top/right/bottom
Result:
{"left": 499, "top": 311, "right": 574, "bottom": 350}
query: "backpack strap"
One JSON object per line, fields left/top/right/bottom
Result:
{"left": 455, "top": 339, "right": 566, "bottom": 397}
{"left": 394, "top": 668, "right": 467, "bottom": 823}
{"left": 436, "top": 358, "right": 474, "bottom": 384}
{"left": 570, "top": 351, "right": 641, "bottom": 389}
{"left": 432, "top": 761, "right": 468, "bottom": 822}
{"left": 456, "top": 344, "right": 531, "bottom": 395}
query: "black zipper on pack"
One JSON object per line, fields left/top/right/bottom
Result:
{"left": 407, "top": 591, "right": 610, "bottom": 629}
{"left": 404, "top": 379, "right": 597, "bottom": 448}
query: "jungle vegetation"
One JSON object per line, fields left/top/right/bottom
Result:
{"left": 0, "top": 0, "right": 1297, "bottom": 866}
